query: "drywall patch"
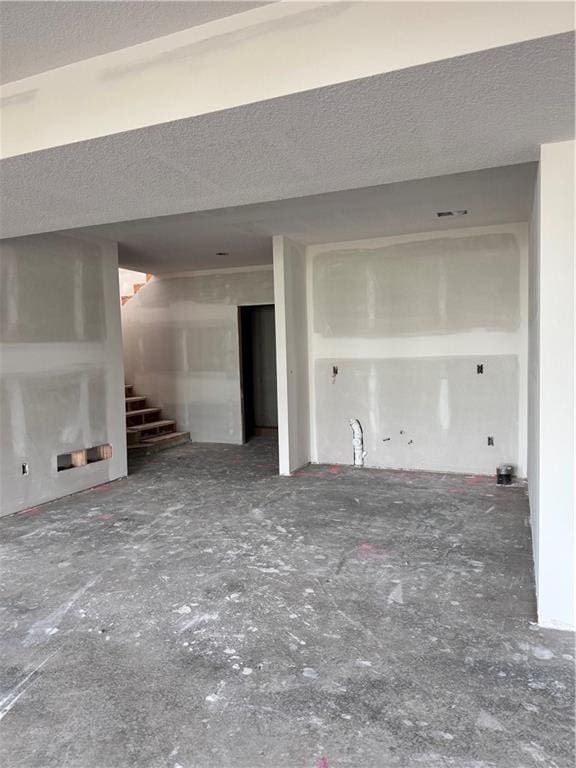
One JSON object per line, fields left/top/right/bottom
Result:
{"left": 0, "top": 368, "right": 109, "bottom": 514}
{"left": 0, "top": 236, "right": 106, "bottom": 343}
{"left": 313, "top": 234, "right": 520, "bottom": 337}
{"left": 315, "top": 355, "right": 519, "bottom": 474}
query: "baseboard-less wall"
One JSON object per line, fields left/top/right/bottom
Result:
{"left": 121, "top": 267, "right": 274, "bottom": 444}
{"left": 307, "top": 223, "right": 528, "bottom": 476}
{"left": 0, "top": 234, "right": 127, "bottom": 517}
{"left": 273, "top": 237, "right": 310, "bottom": 475}
{"left": 529, "top": 141, "right": 575, "bottom": 630}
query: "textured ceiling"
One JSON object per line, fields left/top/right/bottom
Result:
{"left": 0, "top": 32, "right": 573, "bottom": 241}
{"left": 77, "top": 164, "right": 537, "bottom": 273}
{"left": 0, "top": 0, "right": 270, "bottom": 84}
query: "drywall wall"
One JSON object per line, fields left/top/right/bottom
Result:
{"left": 274, "top": 237, "right": 310, "bottom": 475}
{"left": 528, "top": 169, "right": 541, "bottom": 591}
{"left": 0, "top": 233, "right": 127, "bottom": 517}
{"left": 308, "top": 224, "right": 528, "bottom": 475}
{"left": 316, "top": 356, "right": 519, "bottom": 474}
{"left": 121, "top": 267, "right": 274, "bottom": 443}
{"left": 530, "top": 140, "right": 575, "bottom": 629}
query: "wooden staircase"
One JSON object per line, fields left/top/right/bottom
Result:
{"left": 121, "top": 273, "right": 153, "bottom": 305}
{"left": 125, "top": 384, "right": 190, "bottom": 453}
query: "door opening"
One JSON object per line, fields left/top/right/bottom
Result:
{"left": 239, "top": 305, "right": 278, "bottom": 441}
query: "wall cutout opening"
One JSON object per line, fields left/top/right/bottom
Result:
{"left": 57, "top": 444, "right": 112, "bottom": 472}
{"left": 21, "top": 463, "right": 29, "bottom": 476}
{"left": 436, "top": 209, "right": 468, "bottom": 218}
{"left": 477, "top": 364, "right": 484, "bottom": 374}
{"left": 487, "top": 436, "right": 494, "bottom": 446}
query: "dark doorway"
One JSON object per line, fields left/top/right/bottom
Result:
{"left": 239, "top": 305, "right": 278, "bottom": 441}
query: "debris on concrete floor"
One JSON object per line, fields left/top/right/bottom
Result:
{"left": 0, "top": 438, "right": 573, "bottom": 768}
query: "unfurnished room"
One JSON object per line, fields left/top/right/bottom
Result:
{"left": 0, "top": 2, "right": 574, "bottom": 767}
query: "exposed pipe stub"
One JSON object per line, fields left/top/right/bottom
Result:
{"left": 349, "top": 418, "right": 366, "bottom": 468}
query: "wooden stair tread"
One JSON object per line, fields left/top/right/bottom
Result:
{"left": 125, "top": 382, "right": 185, "bottom": 453}
{"left": 137, "top": 431, "right": 189, "bottom": 445}
{"left": 126, "top": 407, "right": 161, "bottom": 418}
{"left": 127, "top": 419, "right": 175, "bottom": 433}
{"left": 128, "top": 431, "right": 190, "bottom": 453}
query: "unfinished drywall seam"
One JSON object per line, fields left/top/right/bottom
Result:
{"left": 0, "top": 233, "right": 127, "bottom": 517}
{"left": 157, "top": 265, "right": 274, "bottom": 279}
{"left": 308, "top": 223, "right": 528, "bottom": 476}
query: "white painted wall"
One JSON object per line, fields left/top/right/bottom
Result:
{"left": 528, "top": 169, "right": 541, "bottom": 591}
{"left": 0, "top": 233, "right": 127, "bottom": 517}
{"left": 273, "top": 236, "right": 310, "bottom": 475}
{"left": 1, "top": 2, "right": 572, "bottom": 157}
{"left": 121, "top": 266, "right": 274, "bottom": 444}
{"left": 307, "top": 224, "right": 528, "bottom": 475}
{"left": 529, "top": 140, "right": 575, "bottom": 629}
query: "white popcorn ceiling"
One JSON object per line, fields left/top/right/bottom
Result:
{"left": 0, "top": 32, "right": 573, "bottom": 273}
{"left": 83, "top": 164, "right": 536, "bottom": 273}
{"left": 0, "top": 1, "right": 271, "bottom": 84}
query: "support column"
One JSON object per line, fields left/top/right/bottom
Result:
{"left": 273, "top": 236, "right": 310, "bottom": 475}
{"left": 530, "top": 140, "right": 575, "bottom": 629}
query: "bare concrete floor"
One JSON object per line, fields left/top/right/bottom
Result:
{"left": 0, "top": 439, "right": 574, "bottom": 768}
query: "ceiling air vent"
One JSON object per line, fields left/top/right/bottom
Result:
{"left": 436, "top": 209, "right": 468, "bottom": 218}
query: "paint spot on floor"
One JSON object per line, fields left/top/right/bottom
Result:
{"left": 303, "top": 667, "right": 318, "bottom": 679}
{"left": 387, "top": 582, "right": 404, "bottom": 605}
{"left": 532, "top": 646, "right": 554, "bottom": 660}
{"left": 476, "top": 710, "right": 506, "bottom": 731}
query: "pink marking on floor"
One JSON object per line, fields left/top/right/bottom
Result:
{"left": 19, "top": 506, "right": 42, "bottom": 517}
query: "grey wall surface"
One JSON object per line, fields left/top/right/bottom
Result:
{"left": 0, "top": 234, "right": 127, "bottom": 517}
{"left": 121, "top": 268, "right": 274, "bottom": 443}
{"left": 310, "top": 226, "right": 527, "bottom": 475}
{"left": 313, "top": 234, "right": 520, "bottom": 337}
{"left": 315, "top": 356, "right": 518, "bottom": 474}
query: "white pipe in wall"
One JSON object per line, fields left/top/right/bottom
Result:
{"left": 349, "top": 418, "right": 366, "bottom": 467}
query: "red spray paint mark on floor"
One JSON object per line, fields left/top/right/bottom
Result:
{"left": 317, "top": 758, "right": 329, "bottom": 768}
{"left": 327, "top": 465, "right": 345, "bottom": 475}
{"left": 98, "top": 513, "right": 113, "bottom": 522}
{"left": 359, "top": 543, "right": 377, "bottom": 553}
{"left": 464, "top": 475, "right": 487, "bottom": 486}
{"left": 19, "top": 506, "right": 42, "bottom": 517}
{"left": 91, "top": 482, "right": 113, "bottom": 493}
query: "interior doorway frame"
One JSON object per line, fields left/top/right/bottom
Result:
{"left": 238, "top": 303, "right": 277, "bottom": 444}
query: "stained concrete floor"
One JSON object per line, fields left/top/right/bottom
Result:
{"left": 0, "top": 438, "right": 574, "bottom": 768}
